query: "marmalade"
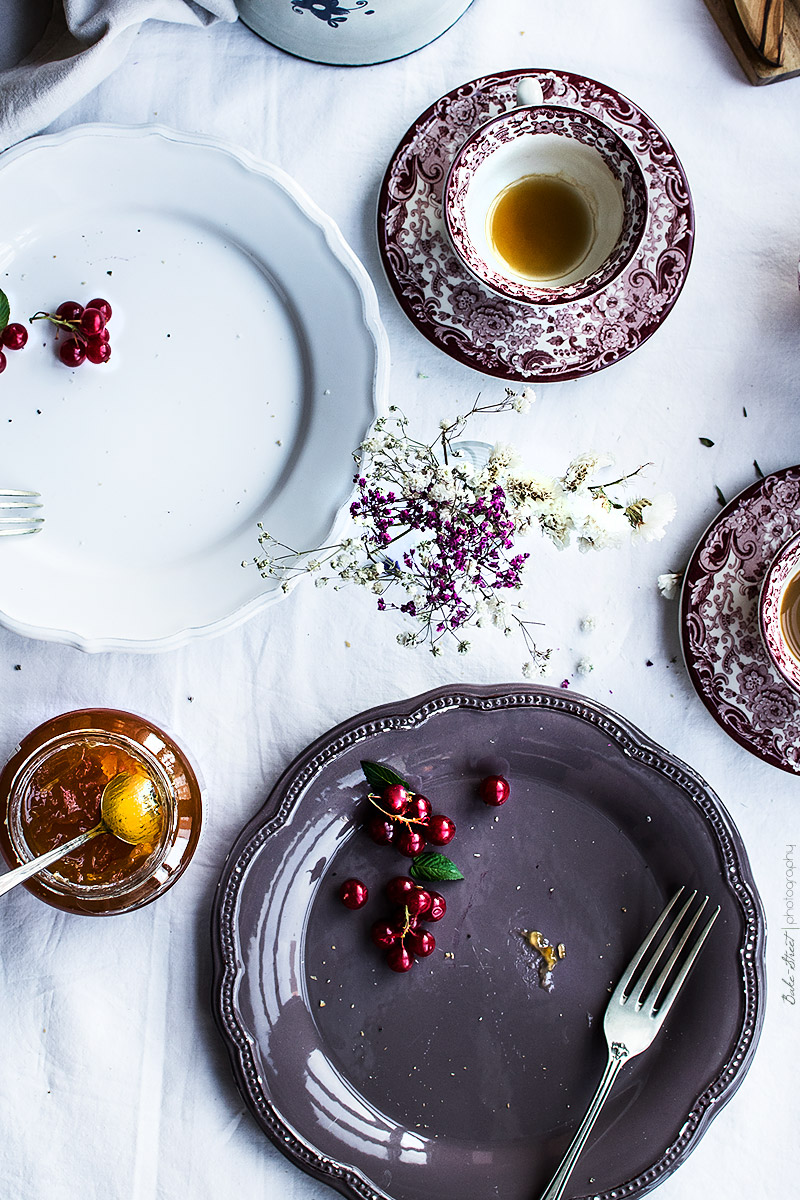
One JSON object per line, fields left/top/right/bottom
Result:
{"left": 21, "top": 742, "right": 160, "bottom": 886}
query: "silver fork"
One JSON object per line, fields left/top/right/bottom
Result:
{"left": 540, "top": 888, "right": 719, "bottom": 1200}
{"left": 0, "top": 490, "right": 43, "bottom": 536}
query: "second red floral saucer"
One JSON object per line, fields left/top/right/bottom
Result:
{"left": 681, "top": 465, "right": 800, "bottom": 774}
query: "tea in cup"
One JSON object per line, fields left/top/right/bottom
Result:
{"left": 759, "top": 531, "right": 800, "bottom": 692}
{"left": 443, "top": 94, "right": 648, "bottom": 306}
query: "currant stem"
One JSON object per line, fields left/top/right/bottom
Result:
{"left": 28, "top": 311, "right": 87, "bottom": 341}
{"left": 367, "top": 793, "right": 426, "bottom": 827}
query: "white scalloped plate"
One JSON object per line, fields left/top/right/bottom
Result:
{"left": 0, "top": 125, "right": 387, "bottom": 652}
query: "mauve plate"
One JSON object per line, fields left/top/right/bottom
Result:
{"left": 378, "top": 69, "right": 694, "bottom": 382}
{"left": 681, "top": 464, "right": 800, "bottom": 773}
{"left": 211, "top": 685, "right": 764, "bottom": 1200}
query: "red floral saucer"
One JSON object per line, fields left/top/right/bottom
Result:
{"left": 681, "top": 466, "right": 800, "bottom": 774}
{"left": 377, "top": 68, "right": 694, "bottom": 383}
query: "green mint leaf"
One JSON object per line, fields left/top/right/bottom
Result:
{"left": 0, "top": 288, "right": 9, "bottom": 331}
{"left": 699, "top": 437, "right": 714, "bottom": 448}
{"left": 715, "top": 485, "right": 727, "bottom": 507}
{"left": 409, "top": 851, "right": 464, "bottom": 882}
{"left": 360, "top": 760, "right": 411, "bottom": 792}
{"left": 754, "top": 459, "right": 764, "bottom": 479}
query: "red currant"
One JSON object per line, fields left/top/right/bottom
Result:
{"left": 0, "top": 350, "right": 6, "bottom": 374}
{"left": 397, "top": 827, "right": 426, "bottom": 857}
{"left": 55, "top": 301, "right": 83, "bottom": 322}
{"left": 368, "top": 816, "right": 395, "bottom": 845}
{"left": 382, "top": 784, "right": 410, "bottom": 814}
{"left": 406, "top": 928, "right": 436, "bottom": 957}
{"left": 426, "top": 814, "right": 456, "bottom": 845}
{"left": 86, "top": 337, "right": 112, "bottom": 365}
{"left": 479, "top": 774, "right": 510, "bottom": 806}
{"left": 386, "top": 943, "right": 415, "bottom": 972}
{"left": 339, "top": 878, "right": 369, "bottom": 909}
{"left": 406, "top": 795, "right": 432, "bottom": 823}
{"left": 371, "top": 920, "right": 398, "bottom": 949}
{"left": 385, "top": 875, "right": 417, "bottom": 905}
{"left": 58, "top": 337, "right": 86, "bottom": 367}
{"left": 79, "top": 307, "right": 106, "bottom": 337}
{"left": 405, "top": 888, "right": 432, "bottom": 917}
{"left": 1, "top": 323, "right": 27, "bottom": 351}
{"left": 425, "top": 891, "right": 446, "bottom": 922}
{"left": 86, "top": 298, "right": 112, "bottom": 322}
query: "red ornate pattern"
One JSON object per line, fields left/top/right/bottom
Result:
{"left": 377, "top": 69, "right": 694, "bottom": 383}
{"left": 444, "top": 105, "right": 648, "bottom": 305}
{"left": 681, "top": 466, "right": 800, "bottom": 774}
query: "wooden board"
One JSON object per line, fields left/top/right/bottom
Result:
{"left": 704, "top": 0, "right": 800, "bottom": 83}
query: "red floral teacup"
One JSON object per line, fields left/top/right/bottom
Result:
{"left": 759, "top": 531, "right": 800, "bottom": 692}
{"left": 443, "top": 81, "right": 648, "bottom": 306}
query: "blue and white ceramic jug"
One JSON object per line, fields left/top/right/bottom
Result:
{"left": 235, "top": 0, "right": 476, "bottom": 65}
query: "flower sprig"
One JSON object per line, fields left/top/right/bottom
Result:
{"left": 248, "top": 390, "right": 676, "bottom": 673}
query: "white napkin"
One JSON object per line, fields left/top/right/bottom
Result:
{"left": 0, "top": 0, "right": 238, "bottom": 152}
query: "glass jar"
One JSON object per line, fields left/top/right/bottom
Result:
{"left": 0, "top": 709, "right": 202, "bottom": 915}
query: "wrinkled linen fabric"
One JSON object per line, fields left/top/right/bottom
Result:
{"left": 0, "top": 1, "right": 799, "bottom": 1198}
{"left": 0, "top": 0, "right": 236, "bottom": 151}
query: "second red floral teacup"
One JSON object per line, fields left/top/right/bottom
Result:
{"left": 759, "top": 531, "right": 800, "bottom": 692}
{"left": 443, "top": 82, "right": 648, "bottom": 306}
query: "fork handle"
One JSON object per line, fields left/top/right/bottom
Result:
{"left": 539, "top": 1044, "right": 630, "bottom": 1200}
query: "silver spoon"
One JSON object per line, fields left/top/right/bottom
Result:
{"left": 0, "top": 773, "right": 163, "bottom": 898}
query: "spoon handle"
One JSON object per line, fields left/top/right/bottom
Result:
{"left": 0, "top": 823, "right": 104, "bottom": 898}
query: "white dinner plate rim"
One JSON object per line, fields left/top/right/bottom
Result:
{"left": 0, "top": 123, "right": 390, "bottom": 654}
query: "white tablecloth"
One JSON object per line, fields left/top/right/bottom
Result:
{"left": 0, "top": 2, "right": 798, "bottom": 1197}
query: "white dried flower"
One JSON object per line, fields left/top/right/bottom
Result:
{"left": 569, "top": 493, "right": 630, "bottom": 551}
{"left": 629, "top": 493, "right": 677, "bottom": 542}
{"left": 576, "top": 658, "right": 594, "bottom": 675}
{"left": 488, "top": 442, "right": 520, "bottom": 470}
{"left": 657, "top": 571, "right": 683, "bottom": 600}
{"left": 580, "top": 615, "right": 597, "bottom": 632}
{"left": 562, "top": 452, "right": 613, "bottom": 492}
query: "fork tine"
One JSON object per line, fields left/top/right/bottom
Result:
{"left": 644, "top": 895, "right": 707, "bottom": 1014}
{"left": 630, "top": 889, "right": 697, "bottom": 1009}
{"left": 0, "top": 499, "right": 44, "bottom": 509}
{"left": 0, "top": 519, "right": 44, "bottom": 535}
{"left": 650, "top": 903, "right": 720, "bottom": 1024}
{"left": 0, "top": 489, "right": 40, "bottom": 498}
{"left": 615, "top": 887, "right": 685, "bottom": 998}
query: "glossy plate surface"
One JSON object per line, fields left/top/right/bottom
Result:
{"left": 378, "top": 69, "right": 693, "bottom": 382}
{"left": 681, "top": 465, "right": 800, "bottom": 772}
{"left": 212, "top": 685, "right": 763, "bottom": 1200}
{"left": 0, "top": 125, "right": 387, "bottom": 651}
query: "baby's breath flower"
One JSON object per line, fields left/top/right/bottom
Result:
{"left": 246, "top": 392, "right": 674, "bottom": 673}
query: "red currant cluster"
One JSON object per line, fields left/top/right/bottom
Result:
{"left": 366, "top": 782, "right": 456, "bottom": 857}
{"left": 339, "top": 873, "right": 446, "bottom": 973}
{"left": 0, "top": 321, "right": 28, "bottom": 374}
{"left": 370, "top": 875, "right": 447, "bottom": 972}
{"left": 337, "top": 767, "right": 512, "bottom": 975}
{"left": 30, "top": 298, "right": 113, "bottom": 367}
